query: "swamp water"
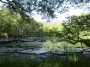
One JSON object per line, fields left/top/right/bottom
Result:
{"left": 0, "top": 38, "right": 90, "bottom": 61}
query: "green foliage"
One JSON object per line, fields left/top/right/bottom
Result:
{"left": 0, "top": 8, "right": 42, "bottom": 37}
{"left": 62, "top": 14, "right": 90, "bottom": 44}
{"left": 42, "top": 22, "right": 63, "bottom": 37}
{"left": 1, "top": 7, "right": 90, "bottom": 47}
{"left": 0, "top": 8, "right": 64, "bottom": 38}
{"left": 0, "top": 54, "right": 90, "bottom": 67}
{"left": 0, "top": 0, "right": 65, "bottom": 19}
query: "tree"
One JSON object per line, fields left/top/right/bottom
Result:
{"left": 0, "top": 8, "right": 43, "bottom": 37}
{"left": 62, "top": 14, "right": 90, "bottom": 46}
{"left": 0, "top": 0, "right": 65, "bottom": 19}
{"left": 0, "top": 0, "right": 89, "bottom": 19}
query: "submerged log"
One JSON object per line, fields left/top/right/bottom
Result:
{"left": 81, "top": 39, "right": 90, "bottom": 47}
{"left": 71, "top": 39, "right": 90, "bottom": 47}
{"left": 0, "top": 39, "right": 32, "bottom": 43}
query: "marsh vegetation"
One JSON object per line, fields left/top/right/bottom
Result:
{"left": 0, "top": 0, "right": 90, "bottom": 67}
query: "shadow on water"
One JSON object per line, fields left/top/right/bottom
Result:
{"left": 0, "top": 37, "right": 90, "bottom": 60}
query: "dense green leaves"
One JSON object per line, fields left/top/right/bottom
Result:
{"left": 1, "top": 5, "right": 90, "bottom": 46}
{"left": 62, "top": 14, "right": 90, "bottom": 45}
{"left": 0, "top": 8, "right": 42, "bottom": 36}
{"left": 0, "top": 8, "right": 63, "bottom": 37}
{"left": 0, "top": 0, "right": 65, "bottom": 19}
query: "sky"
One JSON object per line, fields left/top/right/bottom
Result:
{"left": 32, "top": 1, "right": 90, "bottom": 22}
{"left": 0, "top": 0, "right": 90, "bottom": 22}
{"left": 0, "top": 1, "right": 3, "bottom": 7}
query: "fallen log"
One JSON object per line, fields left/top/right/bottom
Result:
{"left": 0, "top": 39, "right": 32, "bottom": 43}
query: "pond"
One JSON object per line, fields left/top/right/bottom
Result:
{"left": 0, "top": 38, "right": 90, "bottom": 61}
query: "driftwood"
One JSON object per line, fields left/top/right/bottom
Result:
{"left": 69, "top": 39, "right": 90, "bottom": 47}
{"left": 0, "top": 39, "right": 32, "bottom": 43}
{"left": 0, "top": 38, "right": 90, "bottom": 47}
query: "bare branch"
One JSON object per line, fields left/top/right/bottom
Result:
{"left": 0, "top": 0, "right": 8, "bottom": 3}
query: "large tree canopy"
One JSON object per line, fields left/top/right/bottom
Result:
{"left": 0, "top": 0, "right": 64, "bottom": 19}
{"left": 0, "top": 8, "right": 43, "bottom": 37}
{"left": 0, "top": 0, "right": 90, "bottom": 19}
{"left": 62, "top": 14, "right": 90, "bottom": 46}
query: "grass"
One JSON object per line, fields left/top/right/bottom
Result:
{"left": 0, "top": 53, "right": 90, "bottom": 67}
{"left": 41, "top": 41, "right": 87, "bottom": 50}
